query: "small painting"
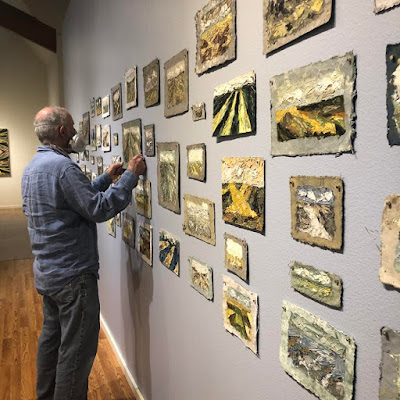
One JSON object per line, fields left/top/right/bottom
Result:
{"left": 122, "top": 119, "right": 142, "bottom": 168}
{"left": 111, "top": 83, "right": 123, "bottom": 121}
{"left": 222, "top": 157, "right": 264, "bottom": 233}
{"left": 387, "top": 43, "right": 400, "bottom": 145}
{"left": 213, "top": 71, "right": 256, "bottom": 138}
{"left": 122, "top": 213, "right": 135, "bottom": 248}
{"left": 102, "top": 94, "right": 110, "bottom": 118}
{"left": 80, "top": 164, "right": 86, "bottom": 174}
{"left": 125, "top": 66, "right": 138, "bottom": 109}
{"left": 144, "top": 124, "right": 155, "bottom": 157}
{"left": 96, "top": 97, "right": 102, "bottom": 116}
{"left": 224, "top": 233, "right": 248, "bottom": 281}
{"left": 136, "top": 179, "right": 152, "bottom": 219}
{"left": 90, "top": 128, "right": 96, "bottom": 151}
{"left": 85, "top": 170, "right": 92, "bottom": 182}
{"left": 183, "top": 194, "right": 215, "bottom": 245}
{"left": 96, "top": 125, "right": 102, "bottom": 148}
{"left": 113, "top": 132, "right": 119, "bottom": 146}
{"left": 75, "top": 154, "right": 79, "bottom": 163}
{"left": 143, "top": 58, "right": 160, "bottom": 108}
{"left": 280, "top": 301, "right": 356, "bottom": 400}
{"left": 91, "top": 172, "right": 97, "bottom": 181}
{"left": 139, "top": 222, "right": 152, "bottom": 266}
{"left": 107, "top": 217, "right": 116, "bottom": 238}
{"left": 375, "top": 0, "right": 400, "bottom": 12}
{"left": 187, "top": 143, "right": 206, "bottom": 181}
{"left": 0, "top": 129, "right": 11, "bottom": 177}
{"left": 159, "top": 230, "right": 179, "bottom": 276}
{"left": 90, "top": 97, "right": 95, "bottom": 118}
{"left": 80, "top": 150, "right": 84, "bottom": 161}
{"left": 84, "top": 150, "right": 89, "bottom": 161}
{"left": 116, "top": 213, "right": 121, "bottom": 227}
{"left": 290, "top": 176, "right": 343, "bottom": 250}
{"left": 164, "top": 49, "right": 189, "bottom": 118}
{"left": 222, "top": 275, "right": 258, "bottom": 354}
{"left": 96, "top": 156, "right": 103, "bottom": 176}
{"left": 111, "top": 155, "right": 121, "bottom": 164}
{"left": 102, "top": 125, "right": 111, "bottom": 152}
{"left": 188, "top": 257, "right": 213, "bottom": 300}
{"left": 90, "top": 155, "right": 94, "bottom": 165}
{"left": 191, "top": 102, "right": 206, "bottom": 121}
{"left": 82, "top": 112, "right": 90, "bottom": 146}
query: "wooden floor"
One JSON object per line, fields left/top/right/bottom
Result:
{"left": 0, "top": 258, "right": 137, "bottom": 400}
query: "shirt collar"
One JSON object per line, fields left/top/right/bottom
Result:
{"left": 37, "top": 145, "right": 70, "bottom": 158}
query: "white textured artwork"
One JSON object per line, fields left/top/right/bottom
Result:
{"left": 375, "top": 0, "right": 400, "bottom": 12}
{"left": 125, "top": 66, "right": 138, "bottom": 109}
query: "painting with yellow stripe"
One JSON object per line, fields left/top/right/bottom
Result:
{"left": 159, "top": 230, "right": 179, "bottom": 276}
{"left": 213, "top": 71, "right": 256, "bottom": 138}
{"left": 0, "top": 129, "right": 10, "bottom": 177}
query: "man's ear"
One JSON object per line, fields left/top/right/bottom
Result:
{"left": 59, "top": 125, "right": 68, "bottom": 138}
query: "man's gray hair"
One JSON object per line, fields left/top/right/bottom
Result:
{"left": 33, "top": 106, "right": 70, "bottom": 143}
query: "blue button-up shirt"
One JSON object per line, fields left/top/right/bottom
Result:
{"left": 21, "top": 145, "right": 138, "bottom": 296}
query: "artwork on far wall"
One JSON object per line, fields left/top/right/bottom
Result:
{"left": 195, "top": 0, "right": 236, "bottom": 75}
{"left": 96, "top": 156, "right": 103, "bottom": 176}
{"left": 263, "top": 0, "right": 332, "bottom": 54}
{"left": 102, "top": 125, "right": 111, "bottom": 152}
{"left": 111, "top": 83, "right": 123, "bottom": 121}
{"left": 280, "top": 301, "right": 356, "bottom": 400}
{"left": 136, "top": 179, "right": 152, "bottom": 219}
{"left": 125, "top": 66, "right": 138, "bottom": 109}
{"left": 0, "top": 129, "right": 11, "bottom": 177}
{"left": 159, "top": 230, "right": 180, "bottom": 276}
{"left": 122, "top": 119, "right": 142, "bottom": 168}
{"left": 102, "top": 94, "right": 110, "bottom": 118}
{"left": 191, "top": 102, "right": 206, "bottom": 121}
{"left": 111, "top": 155, "right": 121, "bottom": 164}
{"left": 290, "top": 176, "right": 343, "bottom": 251}
{"left": 188, "top": 257, "right": 213, "bottom": 300}
{"left": 139, "top": 222, "right": 152, "bottom": 266}
{"left": 386, "top": 43, "right": 400, "bottom": 145}
{"left": 116, "top": 213, "right": 121, "bottom": 227}
{"left": 213, "top": 71, "right": 256, "bottom": 138}
{"left": 90, "top": 97, "right": 95, "bottom": 118}
{"left": 107, "top": 217, "right": 116, "bottom": 238}
{"left": 82, "top": 111, "right": 90, "bottom": 145}
{"left": 85, "top": 170, "right": 92, "bottom": 182}
{"left": 96, "top": 124, "right": 102, "bottom": 148}
{"left": 144, "top": 124, "right": 155, "bottom": 157}
{"left": 113, "top": 132, "right": 119, "bottom": 147}
{"left": 90, "top": 128, "right": 96, "bottom": 151}
{"left": 96, "top": 97, "right": 102, "bottom": 116}
{"left": 143, "top": 58, "right": 160, "bottom": 108}
{"left": 164, "top": 49, "right": 189, "bottom": 118}
{"left": 270, "top": 52, "right": 357, "bottom": 156}
{"left": 84, "top": 149, "right": 89, "bottom": 161}
{"left": 222, "top": 275, "right": 258, "bottom": 354}
{"left": 92, "top": 171, "right": 97, "bottom": 181}
{"left": 224, "top": 233, "right": 248, "bottom": 282}
{"left": 375, "top": 0, "right": 400, "bottom": 13}
{"left": 122, "top": 213, "right": 135, "bottom": 248}
{"left": 222, "top": 157, "right": 264, "bottom": 233}
{"left": 90, "top": 155, "right": 94, "bottom": 165}
{"left": 187, "top": 143, "right": 206, "bottom": 181}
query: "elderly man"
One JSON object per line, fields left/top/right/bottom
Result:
{"left": 21, "top": 106, "right": 146, "bottom": 400}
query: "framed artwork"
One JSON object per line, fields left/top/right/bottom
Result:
{"left": 91, "top": 172, "right": 97, "bottom": 181}
{"left": 122, "top": 119, "right": 142, "bottom": 168}
{"left": 90, "top": 97, "right": 95, "bottom": 118}
{"left": 224, "top": 233, "right": 248, "bottom": 282}
{"left": 164, "top": 49, "right": 189, "bottom": 117}
{"left": 122, "top": 213, "right": 135, "bottom": 248}
{"left": 213, "top": 71, "right": 256, "bottom": 138}
{"left": 143, "top": 58, "right": 160, "bottom": 108}
{"left": 386, "top": 43, "right": 400, "bottom": 145}
{"left": 139, "top": 222, "right": 152, "bottom": 266}
{"left": 80, "top": 164, "right": 86, "bottom": 174}
{"left": 222, "top": 157, "right": 264, "bottom": 233}
{"left": 90, "top": 155, "right": 94, "bottom": 165}
{"left": 84, "top": 150, "right": 89, "bottom": 161}
{"left": 144, "top": 124, "right": 155, "bottom": 157}
{"left": 0, "top": 129, "right": 11, "bottom": 177}
{"left": 270, "top": 53, "right": 356, "bottom": 157}
{"left": 188, "top": 257, "right": 213, "bottom": 300}
{"left": 290, "top": 176, "right": 343, "bottom": 250}
{"left": 85, "top": 170, "right": 92, "bottom": 182}
{"left": 159, "top": 230, "right": 179, "bottom": 276}
{"left": 90, "top": 128, "right": 96, "bottom": 151}
{"left": 195, "top": 0, "right": 236, "bottom": 75}
{"left": 191, "top": 102, "right": 206, "bottom": 121}
{"left": 79, "top": 150, "right": 84, "bottom": 161}
{"left": 96, "top": 97, "right": 102, "bottom": 116}
{"left": 75, "top": 154, "right": 79, "bottom": 163}
{"left": 113, "top": 132, "right": 119, "bottom": 146}
{"left": 111, "top": 83, "right": 123, "bottom": 121}
{"left": 102, "top": 94, "right": 110, "bottom": 118}
{"left": 115, "top": 213, "right": 121, "bottom": 227}
{"left": 280, "top": 301, "right": 355, "bottom": 400}
{"left": 101, "top": 125, "right": 111, "bottom": 152}
{"left": 111, "top": 155, "right": 121, "bottom": 164}
{"left": 222, "top": 275, "right": 258, "bottom": 354}
{"left": 96, "top": 125, "right": 102, "bottom": 148}
{"left": 107, "top": 217, "right": 116, "bottom": 238}
{"left": 186, "top": 143, "right": 206, "bottom": 181}
{"left": 375, "top": 0, "right": 400, "bottom": 12}
{"left": 263, "top": 0, "right": 332, "bottom": 54}
{"left": 96, "top": 156, "right": 103, "bottom": 176}
{"left": 157, "top": 142, "right": 180, "bottom": 213}
{"left": 82, "top": 111, "right": 90, "bottom": 146}
{"left": 125, "top": 66, "right": 138, "bottom": 109}
{"left": 136, "top": 179, "right": 152, "bottom": 219}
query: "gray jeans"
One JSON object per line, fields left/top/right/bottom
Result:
{"left": 36, "top": 274, "right": 100, "bottom": 400}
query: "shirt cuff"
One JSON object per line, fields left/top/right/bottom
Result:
{"left": 118, "top": 169, "right": 139, "bottom": 191}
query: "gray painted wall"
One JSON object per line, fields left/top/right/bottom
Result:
{"left": 62, "top": 1, "right": 400, "bottom": 399}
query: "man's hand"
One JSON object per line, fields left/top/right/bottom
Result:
{"left": 106, "top": 162, "right": 124, "bottom": 183}
{"left": 128, "top": 154, "right": 146, "bottom": 176}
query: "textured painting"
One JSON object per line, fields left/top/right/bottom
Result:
{"left": 380, "top": 195, "right": 400, "bottom": 289}
{"left": 189, "top": 257, "right": 213, "bottom": 300}
{"left": 136, "top": 179, "right": 151, "bottom": 219}
{"left": 122, "top": 213, "right": 135, "bottom": 248}
{"left": 96, "top": 125, "right": 102, "bottom": 148}
{"left": 213, "top": 71, "right": 256, "bottom": 138}
{"left": 263, "top": 0, "right": 332, "bottom": 54}
{"left": 139, "top": 222, "right": 152, "bottom": 266}
{"left": 111, "top": 83, "right": 123, "bottom": 121}
{"left": 159, "top": 230, "right": 179, "bottom": 276}
{"left": 111, "top": 155, "right": 121, "bottom": 164}
{"left": 280, "top": 301, "right": 356, "bottom": 400}
{"left": 91, "top": 172, "right": 97, "bottom": 181}
{"left": 116, "top": 213, "right": 121, "bottom": 227}
{"left": 164, "top": 49, "right": 189, "bottom": 117}
{"left": 102, "top": 95, "right": 110, "bottom": 118}
{"left": 80, "top": 164, "right": 86, "bottom": 174}
{"left": 187, "top": 143, "right": 206, "bottom": 181}
{"left": 183, "top": 194, "right": 215, "bottom": 245}
{"left": 113, "top": 133, "right": 118, "bottom": 146}
{"left": 290, "top": 176, "right": 343, "bottom": 250}
{"left": 195, "top": 0, "right": 236, "bottom": 75}
{"left": 224, "top": 233, "right": 248, "bottom": 281}
{"left": 90, "top": 128, "right": 96, "bottom": 151}
{"left": 84, "top": 150, "right": 89, "bottom": 161}
{"left": 157, "top": 142, "right": 180, "bottom": 213}
{"left": 375, "top": 0, "right": 400, "bottom": 12}
{"left": 223, "top": 275, "right": 258, "bottom": 354}
{"left": 191, "top": 102, "right": 206, "bottom": 121}
{"left": 90, "top": 155, "right": 94, "bottom": 165}
{"left": 222, "top": 157, "right": 264, "bottom": 233}
{"left": 96, "top": 156, "right": 103, "bottom": 176}
{"left": 90, "top": 97, "right": 95, "bottom": 118}
{"left": 0, "top": 129, "right": 10, "bottom": 177}
{"left": 102, "top": 125, "right": 111, "bottom": 152}
{"left": 125, "top": 66, "right": 137, "bottom": 109}
{"left": 122, "top": 119, "right": 142, "bottom": 168}
{"left": 143, "top": 58, "right": 160, "bottom": 108}
{"left": 107, "top": 217, "right": 116, "bottom": 238}
{"left": 85, "top": 170, "right": 92, "bottom": 182}
{"left": 82, "top": 112, "right": 90, "bottom": 146}
{"left": 380, "top": 327, "right": 400, "bottom": 399}
{"left": 270, "top": 53, "right": 356, "bottom": 156}
{"left": 290, "top": 261, "right": 342, "bottom": 308}
{"left": 144, "top": 124, "right": 155, "bottom": 157}
{"left": 96, "top": 97, "right": 102, "bottom": 116}
{"left": 387, "top": 44, "right": 400, "bottom": 145}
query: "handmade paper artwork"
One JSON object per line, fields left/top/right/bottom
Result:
{"left": 195, "top": 0, "right": 236, "bottom": 75}
{"left": 164, "top": 49, "right": 189, "bottom": 118}
{"left": 144, "top": 124, "right": 155, "bottom": 157}
{"left": 90, "top": 97, "right": 95, "bottom": 118}
{"left": 159, "top": 230, "right": 179, "bottom": 276}
{"left": 75, "top": 154, "right": 79, "bottom": 163}
{"left": 113, "top": 133, "right": 119, "bottom": 146}
{"left": 125, "top": 66, "right": 137, "bottom": 109}
{"left": 191, "top": 102, "right": 206, "bottom": 121}
{"left": 80, "top": 164, "right": 86, "bottom": 174}
{"left": 122, "top": 213, "right": 135, "bottom": 248}
{"left": 222, "top": 157, "right": 264, "bottom": 233}
{"left": 122, "top": 119, "right": 142, "bottom": 168}
{"left": 96, "top": 97, "right": 102, "bottom": 116}
{"left": 92, "top": 172, "right": 97, "bottom": 181}
{"left": 270, "top": 53, "right": 357, "bottom": 156}
{"left": 102, "top": 95, "right": 110, "bottom": 118}
{"left": 375, "top": 0, "right": 400, "bottom": 13}
{"left": 136, "top": 179, "right": 152, "bottom": 219}
{"left": 157, "top": 142, "right": 180, "bottom": 213}
{"left": 139, "top": 222, "right": 152, "bottom": 266}
{"left": 290, "top": 261, "right": 342, "bottom": 308}
{"left": 263, "top": 0, "right": 332, "bottom": 54}
{"left": 111, "top": 83, "right": 123, "bottom": 121}
{"left": 188, "top": 257, "right": 213, "bottom": 300}
{"left": 82, "top": 112, "right": 90, "bottom": 145}
{"left": 80, "top": 150, "right": 84, "bottom": 161}
{"left": 111, "top": 155, "right": 121, "bottom": 164}
{"left": 85, "top": 170, "right": 92, "bottom": 182}
{"left": 107, "top": 217, "right": 116, "bottom": 238}
{"left": 213, "top": 71, "right": 256, "bottom": 138}
{"left": 84, "top": 150, "right": 89, "bottom": 161}
{"left": 187, "top": 143, "right": 206, "bottom": 181}
{"left": 280, "top": 301, "right": 356, "bottom": 400}
{"left": 90, "top": 155, "right": 94, "bottom": 165}
{"left": 379, "top": 195, "right": 400, "bottom": 289}
{"left": 90, "top": 128, "right": 96, "bottom": 151}
{"left": 290, "top": 176, "right": 343, "bottom": 251}
{"left": 143, "top": 58, "right": 160, "bottom": 108}
{"left": 222, "top": 275, "right": 258, "bottom": 354}
{"left": 96, "top": 156, "right": 103, "bottom": 176}
{"left": 386, "top": 44, "right": 400, "bottom": 145}
{"left": 102, "top": 125, "right": 111, "bottom": 152}
{"left": 0, "top": 129, "right": 11, "bottom": 177}
{"left": 183, "top": 194, "right": 215, "bottom": 245}
{"left": 116, "top": 213, "right": 121, "bottom": 227}
{"left": 96, "top": 125, "right": 102, "bottom": 148}
{"left": 224, "top": 233, "right": 248, "bottom": 281}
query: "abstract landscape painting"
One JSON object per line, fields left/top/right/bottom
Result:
{"left": 111, "top": 83, "right": 123, "bottom": 121}
{"left": 0, "top": 129, "right": 10, "bottom": 177}
{"left": 280, "top": 301, "right": 356, "bottom": 400}
{"left": 136, "top": 179, "right": 152, "bottom": 219}
{"left": 290, "top": 176, "right": 343, "bottom": 250}
{"left": 386, "top": 43, "right": 400, "bottom": 145}
{"left": 188, "top": 257, "right": 213, "bottom": 300}
{"left": 159, "top": 230, "right": 179, "bottom": 276}
{"left": 222, "top": 157, "right": 264, "bottom": 233}
{"left": 375, "top": 0, "right": 400, "bottom": 12}
{"left": 107, "top": 217, "right": 116, "bottom": 238}
{"left": 143, "top": 58, "right": 160, "bottom": 108}
{"left": 125, "top": 66, "right": 137, "bottom": 109}
{"left": 270, "top": 53, "right": 356, "bottom": 156}
{"left": 213, "top": 71, "right": 256, "bottom": 138}
{"left": 139, "top": 222, "right": 152, "bottom": 266}
{"left": 187, "top": 143, "right": 206, "bottom": 181}
{"left": 195, "top": 0, "right": 236, "bottom": 75}
{"left": 102, "top": 94, "right": 110, "bottom": 118}
{"left": 101, "top": 125, "right": 111, "bottom": 152}
{"left": 191, "top": 102, "right": 206, "bottom": 121}
{"left": 224, "top": 233, "right": 248, "bottom": 281}
{"left": 82, "top": 112, "right": 90, "bottom": 145}
{"left": 222, "top": 275, "right": 258, "bottom": 354}
{"left": 144, "top": 124, "right": 155, "bottom": 157}
{"left": 122, "top": 119, "right": 142, "bottom": 168}
{"left": 122, "top": 213, "right": 135, "bottom": 248}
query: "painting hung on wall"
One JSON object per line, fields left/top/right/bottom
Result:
{"left": 223, "top": 275, "right": 258, "bottom": 354}
{"left": 191, "top": 102, "right": 206, "bottom": 121}
{"left": 213, "top": 71, "right": 256, "bottom": 138}
{"left": 386, "top": 43, "right": 400, "bottom": 145}
{"left": 84, "top": 150, "right": 89, "bottom": 161}
{"left": 111, "top": 83, "right": 123, "bottom": 121}
{"left": 183, "top": 194, "right": 215, "bottom": 245}
{"left": 90, "top": 97, "right": 95, "bottom": 118}
{"left": 187, "top": 143, "right": 206, "bottom": 181}
{"left": 270, "top": 52, "right": 356, "bottom": 156}
{"left": 157, "top": 142, "right": 180, "bottom": 213}
{"left": 85, "top": 170, "right": 92, "bottom": 182}
{"left": 263, "top": 0, "right": 332, "bottom": 55}
{"left": 113, "top": 132, "right": 119, "bottom": 146}
{"left": 90, "top": 155, "right": 94, "bottom": 165}
{"left": 136, "top": 179, "right": 152, "bottom": 219}
{"left": 195, "top": 0, "right": 236, "bottom": 75}
{"left": 222, "top": 157, "right": 264, "bottom": 233}
{"left": 116, "top": 213, "right": 121, "bottom": 227}
{"left": 143, "top": 58, "right": 160, "bottom": 108}
{"left": 80, "top": 164, "right": 86, "bottom": 174}
{"left": 90, "top": 128, "right": 96, "bottom": 151}
{"left": 0, "top": 129, "right": 11, "bottom": 177}
{"left": 125, "top": 66, "right": 138, "bottom": 109}
{"left": 96, "top": 125, "right": 102, "bottom": 148}
{"left": 224, "top": 233, "right": 248, "bottom": 282}
{"left": 102, "top": 125, "right": 111, "bottom": 152}
{"left": 107, "top": 217, "right": 116, "bottom": 238}
{"left": 111, "top": 155, "right": 121, "bottom": 164}
{"left": 122, "top": 119, "right": 142, "bottom": 168}
{"left": 164, "top": 49, "right": 189, "bottom": 118}
{"left": 96, "top": 156, "right": 103, "bottom": 176}
{"left": 75, "top": 154, "right": 79, "bottom": 163}
{"left": 139, "top": 222, "right": 152, "bottom": 266}
{"left": 96, "top": 97, "right": 102, "bottom": 116}
{"left": 290, "top": 176, "right": 343, "bottom": 251}
{"left": 144, "top": 124, "right": 155, "bottom": 157}
{"left": 92, "top": 172, "right": 97, "bottom": 181}
{"left": 122, "top": 213, "right": 135, "bottom": 248}
{"left": 188, "top": 257, "right": 213, "bottom": 300}
{"left": 280, "top": 301, "right": 355, "bottom": 400}
{"left": 102, "top": 95, "right": 110, "bottom": 118}
{"left": 82, "top": 112, "right": 90, "bottom": 145}
{"left": 159, "top": 230, "right": 179, "bottom": 276}
{"left": 375, "top": 0, "right": 400, "bottom": 13}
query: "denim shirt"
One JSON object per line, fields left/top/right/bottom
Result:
{"left": 21, "top": 146, "right": 138, "bottom": 295}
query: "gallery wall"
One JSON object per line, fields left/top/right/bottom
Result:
{"left": 62, "top": 1, "right": 400, "bottom": 399}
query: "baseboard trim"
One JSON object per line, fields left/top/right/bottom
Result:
{"left": 100, "top": 313, "right": 145, "bottom": 400}
{"left": 0, "top": 205, "right": 22, "bottom": 209}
